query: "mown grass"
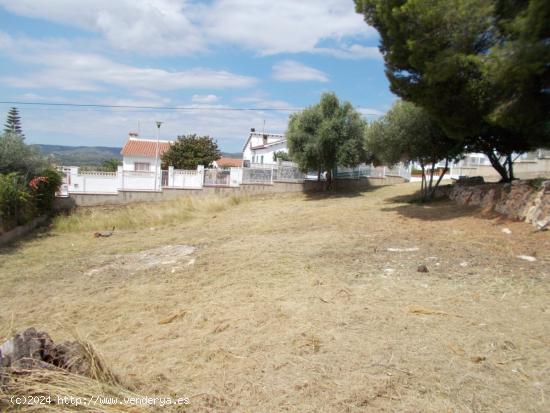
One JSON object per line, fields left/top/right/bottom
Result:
{"left": 52, "top": 194, "right": 248, "bottom": 233}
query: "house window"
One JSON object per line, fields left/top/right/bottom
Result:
{"left": 260, "top": 155, "right": 264, "bottom": 164}
{"left": 134, "top": 162, "right": 150, "bottom": 171}
{"left": 263, "top": 134, "right": 268, "bottom": 145}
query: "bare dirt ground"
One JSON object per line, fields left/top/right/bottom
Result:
{"left": 1, "top": 182, "right": 549, "bottom": 412}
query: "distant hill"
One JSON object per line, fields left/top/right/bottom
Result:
{"left": 34, "top": 144, "right": 242, "bottom": 166}
{"left": 34, "top": 144, "right": 122, "bottom": 166}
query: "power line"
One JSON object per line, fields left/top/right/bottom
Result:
{"left": 0, "top": 100, "right": 382, "bottom": 116}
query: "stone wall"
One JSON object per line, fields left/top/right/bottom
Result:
{"left": 446, "top": 180, "right": 550, "bottom": 229}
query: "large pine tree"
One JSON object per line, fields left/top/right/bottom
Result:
{"left": 4, "top": 107, "right": 25, "bottom": 138}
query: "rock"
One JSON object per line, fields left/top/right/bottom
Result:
{"left": 0, "top": 327, "right": 54, "bottom": 368}
{"left": 457, "top": 176, "right": 485, "bottom": 186}
{"left": 417, "top": 264, "right": 429, "bottom": 273}
{"left": 535, "top": 219, "right": 549, "bottom": 231}
{"left": 448, "top": 180, "right": 550, "bottom": 229}
{"left": 0, "top": 328, "right": 93, "bottom": 377}
{"left": 517, "top": 255, "right": 537, "bottom": 262}
{"left": 501, "top": 228, "right": 512, "bottom": 235}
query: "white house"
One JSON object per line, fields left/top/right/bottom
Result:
{"left": 121, "top": 133, "right": 172, "bottom": 171}
{"left": 242, "top": 128, "right": 287, "bottom": 166}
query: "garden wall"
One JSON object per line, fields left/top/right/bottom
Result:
{"left": 445, "top": 180, "right": 550, "bottom": 228}
{"left": 54, "top": 176, "right": 406, "bottom": 208}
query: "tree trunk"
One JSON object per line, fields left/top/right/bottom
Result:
{"left": 484, "top": 150, "right": 512, "bottom": 182}
{"left": 326, "top": 169, "right": 333, "bottom": 191}
{"left": 429, "top": 158, "right": 449, "bottom": 199}
{"left": 420, "top": 163, "right": 426, "bottom": 200}
{"left": 507, "top": 154, "right": 515, "bottom": 181}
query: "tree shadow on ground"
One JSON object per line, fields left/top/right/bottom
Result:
{"left": 303, "top": 185, "right": 383, "bottom": 201}
{"left": 0, "top": 220, "right": 56, "bottom": 255}
{"left": 381, "top": 192, "right": 501, "bottom": 222}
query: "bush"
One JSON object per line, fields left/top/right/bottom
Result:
{"left": 29, "top": 168, "right": 62, "bottom": 212}
{"left": 0, "top": 173, "right": 32, "bottom": 231}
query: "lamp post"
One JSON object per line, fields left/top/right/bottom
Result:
{"left": 154, "top": 121, "right": 163, "bottom": 191}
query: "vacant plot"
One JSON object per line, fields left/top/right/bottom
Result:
{"left": 1, "top": 183, "right": 549, "bottom": 412}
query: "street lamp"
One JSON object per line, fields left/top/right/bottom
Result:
{"left": 154, "top": 121, "right": 163, "bottom": 191}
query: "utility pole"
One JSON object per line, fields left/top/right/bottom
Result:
{"left": 154, "top": 121, "right": 163, "bottom": 191}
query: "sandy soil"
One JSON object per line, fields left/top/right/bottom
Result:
{"left": 1, "top": 182, "right": 549, "bottom": 412}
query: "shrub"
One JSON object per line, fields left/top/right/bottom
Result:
{"left": 29, "top": 168, "right": 62, "bottom": 212}
{"left": 0, "top": 173, "right": 32, "bottom": 231}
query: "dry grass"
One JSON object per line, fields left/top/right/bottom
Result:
{"left": 1, "top": 182, "right": 549, "bottom": 412}
{"left": 53, "top": 194, "right": 247, "bottom": 232}
{"left": 0, "top": 333, "right": 144, "bottom": 413}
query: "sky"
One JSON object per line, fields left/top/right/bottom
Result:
{"left": 0, "top": 0, "right": 396, "bottom": 152}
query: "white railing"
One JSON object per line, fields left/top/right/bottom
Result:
{"left": 61, "top": 162, "right": 412, "bottom": 195}
{"left": 272, "top": 165, "right": 305, "bottom": 182}
{"left": 242, "top": 167, "right": 273, "bottom": 184}
{"left": 204, "top": 169, "right": 231, "bottom": 186}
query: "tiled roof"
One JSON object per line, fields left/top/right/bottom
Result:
{"left": 121, "top": 138, "right": 171, "bottom": 157}
{"left": 216, "top": 157, "right": 243, "bottom": 167}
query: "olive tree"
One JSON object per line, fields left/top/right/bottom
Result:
{"left": 366, "top": 101, "right": 463, "bottom": 201}
{"left": 287, "top": 92, "right": 368, "bottom": 190}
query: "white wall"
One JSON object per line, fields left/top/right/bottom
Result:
{"left": 66, "top": 171, "right": 118, "bottom": 194}
{"left": 122, "top": 155, "right": 158, "bottom": 171}
{"left": 244, "top": 141, "right": 288, "bottom": 165}
{"left": 169, "top": 166, "right": 204, "bottom": 189}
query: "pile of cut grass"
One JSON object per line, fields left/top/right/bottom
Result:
{"left": 0, "top": 332, "right": 161, "bottom": 413}
{"left": 53, "top": 194, "right": 248, "bottom": 233}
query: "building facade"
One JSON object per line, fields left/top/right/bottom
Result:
{"left": 242, "top": 129, "right": 288, "bottom": 166}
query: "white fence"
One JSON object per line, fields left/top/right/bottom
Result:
{"left": 169, "top": 167, "right": 203, "bottom": 189}
{"left": 61, "top": 162, "right": 412, "bottom": 195}
{"left": 66, "top": 170, "right": 118, "bottom": 194}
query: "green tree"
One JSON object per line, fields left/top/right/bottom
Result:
{"left": 162, "top": 134, "right": 221, "bottom": 170}
{"left": 273, "top": 151, "right": 291, "bottom": 162}
{"left": 101, "top": 158, "right": 121, "bottom": 172}
{"left": 354, "top": 0, "right": 550, "bottom": 182}
{"left": 366, "top": 101, "right": 463, "bottom": 201}
{"left": 0, "top": 173, "right": 32, "bottom": 230}
{"left": 0, "top": 132, "right": 46, "bottom": 178}
{"left": 287, "top": 92, "right": 368, "bottom": 190}
{"left": 4, "top": 107, "right": 25, "bottom": 138}
{"left": 29, "top": 168, "right": 62, "bottom": 212}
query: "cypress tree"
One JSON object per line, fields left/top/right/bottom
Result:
{"left": 4, "top": 107, "right": 25, "bottom": 138}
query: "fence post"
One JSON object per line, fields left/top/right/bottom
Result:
{"left": 271, "top": 166, "right": 274, "bottom": 184}
{"left": 117, "top": 165, "right": 124, "bottom": 191}
{"left": 197, "top": 165, "right": 204, "bottom": 188}
{"left": 168, "top": 166, "right": 174, "bottom": 187}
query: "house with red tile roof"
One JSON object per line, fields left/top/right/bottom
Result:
{"left": 121, "top": 133, "right": 172, "bottom": 171}
{"left": 213, "top": 157, "right": 243, "bottom": 169}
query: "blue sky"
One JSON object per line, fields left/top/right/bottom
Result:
{"left": 0, "top": 0, "right": 396, "bottom": 152}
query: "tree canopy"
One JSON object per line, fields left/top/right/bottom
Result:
{"left": 0, "top": 132, "right": 46, "bottom": 178}
{"left": 354, "top": 0, "right": 550, "bottom": 182}
{"left": 287, "top": 92, "right": 368, "bottom": 188}
{"left": 366, "top": 101, "right": 463, "bottom": 200}
{"left": 162, "top": 134, "right": 221, "bottom": 170}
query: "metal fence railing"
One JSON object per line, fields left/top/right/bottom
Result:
{"left": 242, "top": 167, "right": 273, "bottom": 184}
{"left": 204, "top": 169, "right": 230, "bottom": 186}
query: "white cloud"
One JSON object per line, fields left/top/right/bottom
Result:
{"left": 316, "top": 44, "right": 382, "bottom": 60}
{"left": 192, "top": 94, "right": 220, "bottom": 104}
{"left": 0, "top": 33, "right": 257, "bottom": 92}
{"left": 0, "top": 0, "right": 204, "bottom": 55}
{"left": 357, "top": 107, "right": 385, "bottom": 119}
{"left": 272, "top": 60, "right": 329, "bottom": 83}
{"left": 0, "top": 0, "right": 378, "bottom": 58}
